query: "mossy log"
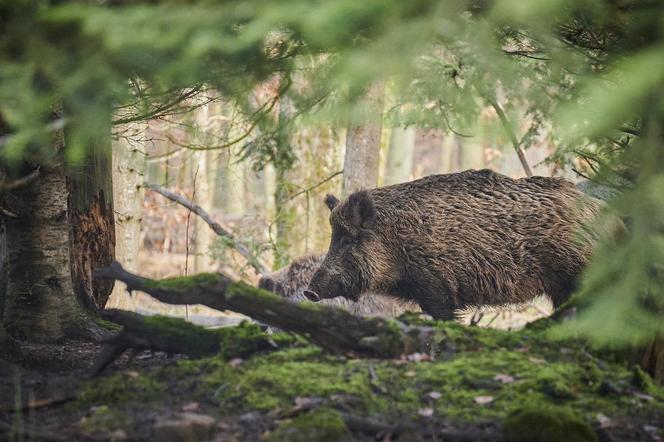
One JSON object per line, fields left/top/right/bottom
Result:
{"left": 94, "top": 262, "right": 432, "bottom": 358}
{"left": 91, "top": 309, "right": 283, "bottom": 374}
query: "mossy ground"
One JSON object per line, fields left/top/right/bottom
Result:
{"left": 7, "top": 315, "right": 664, "bottom": 441}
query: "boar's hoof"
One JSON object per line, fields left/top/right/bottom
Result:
{"left": 303, "top": 290, "right": 320, "bottom": 302}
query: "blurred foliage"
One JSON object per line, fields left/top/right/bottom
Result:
{"left": 2, "top": 0, "right": 664, "bottom": 345}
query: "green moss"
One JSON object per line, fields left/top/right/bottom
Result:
{"left": 632, "top": 365, "right": 655, "bottom": 393}
{"left": 141, "top": 315, "right": 221, "bottom": 356}
{"left": 77, "top": 372, "right": 165, "bottom": 405}
{"left": 70, "top": 314, "right": 664, "bottom": 433}
{"left": 537, "top": 368, "right": 577, "bottom": 400}
{"left": 143, "top": 273, "right": 221, "bottom": 291}
{"left": 93, "top": 316, "right": 122, "bottom": 333}
{"left": 265, "top": 408, "right": 352, "bottom": 442}
{"left": 79, "top": 405, "right": 132, "bottom": 435}
{"left": 502, "top": 406, "right": 597, "bottom": 442}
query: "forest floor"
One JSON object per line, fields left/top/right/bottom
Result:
{"left": 1, "top": 315, "right": 664, "bottom": 442}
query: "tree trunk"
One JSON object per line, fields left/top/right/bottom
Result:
{"left": 342, "top": 83, "right": 384, "bottom": 197}
{"left": 273, "top": 94, "right": 296, "bottom": 269}
{"left": 384, "top": 127, "right": 415, "bottom": 185}
{"left": 67, "top": 138, "right": 116, "bottom": 311}
{"left": 2, "top": 122, "right": 114, "bottom": 342}
{"left": 4, "top": 168, "right": 85, "bottom": 340}
{"left": 636, "top": 335, "right": 664, "bottom": 384}
{"left": 108, "top": 125, "right": 146, "bottom": 308}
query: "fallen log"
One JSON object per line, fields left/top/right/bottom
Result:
{"left": 91, "top": 309, "right": 281, "bottom": 374}
{"left": 94, "top": 262, "right": 432, "bottom": 358}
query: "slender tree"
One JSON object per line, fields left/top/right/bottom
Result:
{"left": 384, "top": 127, "right": 415, "bottom": 185}
{"left": 342, "top": 84, "right": 385, "bottom": 197}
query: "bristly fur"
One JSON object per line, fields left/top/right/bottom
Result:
{"left": 309, "top": 169, "right": 620, "bottom": 320}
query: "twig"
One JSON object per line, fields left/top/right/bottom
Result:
{"left": 486, "top": 98, "right": 533, "bottom": 177}
{"left": 0, "top": 118, "right": 66, "bottom": 149}
{"left": 0, "top": 168, "right": 40, "bottom": 192}
{"left": 0, "top": 395, "right": 75, "bottom": 414}
{"left": 112, "top": 86, "right": 204, "bottom": 126}
{"left": 144, "top": 183, "right": 268, "bottom": 275}
{"left": 288, "top": 170, "right": 343, "bottom": 201}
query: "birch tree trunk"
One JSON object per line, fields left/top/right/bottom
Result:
{"left": 2, "top": 120, "right": 114, "bottom": 342}
{"left": 342, "top": 84, "right": 384, "bottom": 197}
{"left": 384, "top": 127, "right": 415, "bottom": 185}
{"left": 273, "top": 94, "right": 296, "bottom": 268}
{"left": 108, "top": 125, "right": 146, "bottom": 308}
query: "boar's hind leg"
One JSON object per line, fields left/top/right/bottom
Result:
{"left": 543, "top": 275, "right": 577, "bottom": 309}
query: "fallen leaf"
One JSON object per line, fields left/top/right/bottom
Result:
{"left": 643, "top": 424, "right": 659, "bottom": 435}
{"left": 406, "top": 353, "right": 431, "bottom": 362}
{"left": 182, "top": 402, "right": 200, "bottom": 412}
{"left": 418, "top": 407, "right": 434, "bottom": 417}
{"left": 474, "top": 396, "right": 494, "bottom": 405}
{"left": 634, "top": 392, "right": 654, "bottom": 402}
{"left": 596, "top": 413, "right": 612, "bottom": 428}
{"left": 229, "top": 358, "right": 244, "bottom": 368}
{"left": 493, "top": 374, "right": 514, "bottom": 384}
{"left": 528, "top": 357, "right": 547, "bottom": 365}
{"left": 426, "top": 391, "right": 442, "bottom": 400}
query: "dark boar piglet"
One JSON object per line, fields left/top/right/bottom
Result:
{"left": 308, "top": 169, "right": 618, "bottom": 320}
{"left": 258, "top": 254, "right": 417, "bottom": 318}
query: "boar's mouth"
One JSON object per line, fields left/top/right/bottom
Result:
{"left": 302, "top": 290, "right": 320, "bottom": 302}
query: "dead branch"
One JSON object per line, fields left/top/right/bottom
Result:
{"left": 0, "top": 394, "right": 75, "bottom": 414}
{"left": 486, "top": 98, "right": 533, "bottom": 177}
{"left": 0, "top": 168, "right": 40, "bottom": 192}
{"left": 288, "top": 170, "right": 343, "bottom": 201}
{"left": 144, "top": 183, "right": 268, "bottom": 275}
{"left": 94, "top": 262, "right": 432, "bottom": 358}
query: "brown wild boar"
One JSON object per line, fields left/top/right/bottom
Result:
{"left": 258, "top": 254, "right": 417, "bottom": 317}
{"left": 308, "top": 169, "right": 613, "bottom": 320}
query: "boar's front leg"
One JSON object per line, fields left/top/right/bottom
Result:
{"left": 411, "top": 290, "right": 457, "bottom": 321}
{"left": 398, "top": 279, "right": 457, "bottom": 320}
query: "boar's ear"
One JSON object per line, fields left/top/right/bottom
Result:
{"left": 348, "top": 190, "right": 376, "bottom": 230}
{"left": 258, "top": 275, "right": 275, "bottom": 292}
{"left": 324, "top": 194, "right": 340, "bottom": 211}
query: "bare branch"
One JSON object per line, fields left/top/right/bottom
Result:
{"left": 487, "top": 98, "right": 533, "bottom": 177}
{"left": 144, "top": 183, "right": 269, "bottom": 275}
{"left": 288, "top": 170, "right": 343, "bottom": 201}
{"left": 0, "top": 167, "right": 40, "bottom": 192}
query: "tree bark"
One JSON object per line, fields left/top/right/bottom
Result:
{"left": 384, "top": 127, "right": 415, "bottom": 185}
{"left": 4, "top": 168, "right": 84, "bottom": 340}
{"left": 2, "top": 116, "right": 114, "bottom": 341}
{"left": 108, "top": 125, "right": 146, "bottom": 308}
{"left": 342, "top": 84, "right": 384, "bottom": 197}
{"left": 273, "top": 94, "right": 296, "bottom": 268}
{"left": 67, "top": 135, "right": 116, "bottom": 310}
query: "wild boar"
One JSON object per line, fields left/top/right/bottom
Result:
{"left": 258, "top": 254, "right": 417, "bottom": 317}
{"left": 308, "top": 169, "right": 613, "bottom": 320}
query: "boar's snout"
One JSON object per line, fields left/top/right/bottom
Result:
{"left": 302, "top": 290, "right": 320, "bottom": 302}
{"left": 308, "top": 268, "right": 353, "bottom": 301}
